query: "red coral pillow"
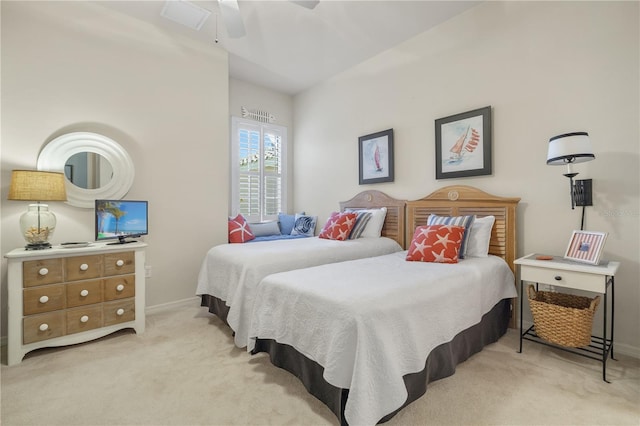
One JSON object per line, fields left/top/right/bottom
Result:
{"left": 406, "top": 225, "right": 465, "bottom": 263}
{"left": 228, "top": 214, "right": 255, "bottom": 243}
{"left": 319, "top": 212, "right": 358, "bottom": 241}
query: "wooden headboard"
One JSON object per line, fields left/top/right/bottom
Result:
{"left": 406, "top": 185, "right": 520, "bottom": 275}
{"left": 340, "top": 190, "right": 406, "bottom": 249}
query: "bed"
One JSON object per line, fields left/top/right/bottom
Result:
{"left": 247, "top": 185, "right": 520, "bottom": 425}
{"left": 196, "top": 190, "right": 406, "bottom": 348}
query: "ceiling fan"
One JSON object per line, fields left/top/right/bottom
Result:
{"left": 161, "top": 0, "right": 318, "bottom": 40}
{"left": 218, "top": 0, "right": 319, "bottom": 38}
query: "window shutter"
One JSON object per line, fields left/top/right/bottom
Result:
{"left": 231, "top": 117, "right": 287, "bottom": 222}
{"left": 263, "top": 130, "right": 282, "bottom": 217}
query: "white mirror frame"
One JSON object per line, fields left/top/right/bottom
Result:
{"left": 37, "top": 132, "right": 135, "bottom": 208}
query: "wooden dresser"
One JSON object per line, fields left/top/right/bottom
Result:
{"left": 5, "top": 242, "right": 146, "bottom": 366}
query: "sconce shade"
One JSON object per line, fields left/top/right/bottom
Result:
{"left": 547, "top": 132, "right": 595, "bottom": 165}
{"left": 8, "top": 170, "right": 67, "bottom": 201}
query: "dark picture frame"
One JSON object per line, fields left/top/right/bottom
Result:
{"left": 359, "top": 128, "right": 394, "bottom": 185}
{"left": 435, "top": 106, "right": 492, "bottom": 179}
{"left": 64, "top": 164, "right": 74, "bottom": 182}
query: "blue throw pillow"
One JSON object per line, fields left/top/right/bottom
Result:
{"left": 290, "top": 214, "right": 317, "bottom": 237}
{"left": 250, "top": 221, "right": 281, "bottom": 237}
{"left": 278, "top": 211, "right": 304, "bottom": 235}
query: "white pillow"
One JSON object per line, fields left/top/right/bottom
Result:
{"left": 250, "top": 221, "right": 281, "bottom": 237}
{"left": 466, "top": 215, "right": 495, "bottom": 257}
{"left": 345, "top": 207, "right": 387, "bottom": 238}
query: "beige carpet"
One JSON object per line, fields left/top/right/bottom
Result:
{"left": 1, "top": 299, "right": 639, "bottom": 426}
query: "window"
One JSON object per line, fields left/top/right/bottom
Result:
{"left": 231, "top": 117, "right": 287, "bottom": 222}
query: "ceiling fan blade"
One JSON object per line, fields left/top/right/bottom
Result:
{"left": 290, "top": 0, "right": 319, "bottom": 10}
{"left": 218, "top": 0, "right": 246, "bottom": 38}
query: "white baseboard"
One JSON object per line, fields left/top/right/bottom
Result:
{"left": 613, "top": 342, "right": 640, "bottom": 359}
{"left": 145, "top": 296, "right": 200, "bottom": 314}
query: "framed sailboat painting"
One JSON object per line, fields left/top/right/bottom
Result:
{"left": 435, "top": 106, "right": 492, "bottom": 179}
{"left": 359, "top": 128, "right": 394, "bottom": 184}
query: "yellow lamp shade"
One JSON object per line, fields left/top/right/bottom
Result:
{"left": 8, "top": 170, "right": 67, "bottom": 201}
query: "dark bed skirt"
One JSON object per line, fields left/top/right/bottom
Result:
{"left": 200, "top": 294, "right": 232, "bottom": 326}
{"left": 251, "top": 298, "right": 512, "bottom": 425}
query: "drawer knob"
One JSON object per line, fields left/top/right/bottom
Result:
{"left": 80, "top": 315, "right": 89, "bottom": 323}
{"left": 80, "top": 263, "right": 89, "bottom": 271}
{"left": 80, "top": 289, "right": 89, "bottom": 297}
{"left": 116, "top": 259, "right": 125, "bottom": 267}
{"left": 39, "top": 295, "right": 49, "bottom": 304}
{"left": 38, "top": 267, "right": 49, "bottom": 276}
{"left": 554, "top": 275, "right": 562, "bottom": 281}
{"left": 116, "top": 308, "right": 125, "bottom": 316}
{"left": 116, "top": 284, "right": 125, "bottom": 292}
{"left": 39, "top": 323, "right": 49, "bottom": 332}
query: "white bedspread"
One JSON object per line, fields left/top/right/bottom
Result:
{"left": 196, "top": 237, "right": 402, "bottom": 348}
{"left": 248, "top": 252, "right": 517, "bottom": 426}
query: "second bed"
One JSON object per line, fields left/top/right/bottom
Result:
{"left": 196, "top": 190, "right": 406, "bottom": 348}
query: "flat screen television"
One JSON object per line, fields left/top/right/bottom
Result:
{"left": 95, "top": 200, "right": 148, "bottom": 245}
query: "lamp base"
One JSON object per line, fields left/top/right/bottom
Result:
{"left": 24, "top": 241, "right": 52, "bottom": 250}
{"left": 20, "top": 203, "right": 57, "bottom": 249}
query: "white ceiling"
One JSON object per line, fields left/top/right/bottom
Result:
{"left": 99, "top": 1, "right": 480, "bottom": 95}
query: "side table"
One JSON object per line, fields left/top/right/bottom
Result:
{"left": 514, "top": 253, "right": 620, "bottom": 382}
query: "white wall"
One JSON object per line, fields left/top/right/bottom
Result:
{"left": 0, "top": 1, "right": 230, "bottom": 339}
{"left": 229, "top": 78, "right": 295, "bottom": 211}
{"left": 293, "top": 2, "right": 640, "bottom": 355}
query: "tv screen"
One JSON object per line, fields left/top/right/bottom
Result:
{"left": 95, "top": 200, "right": 148, "bottom": 244}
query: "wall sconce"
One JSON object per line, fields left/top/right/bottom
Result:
{"left": 547, "top": 132, "right": 595, "bottom": 229}
{"left": 573, "top": 178, "right": 593, "bottom": 207}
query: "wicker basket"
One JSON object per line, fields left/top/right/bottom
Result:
{"left": 527, "top": 285, "right": 600, "bottom": 348}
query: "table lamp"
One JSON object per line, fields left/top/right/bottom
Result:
{"left": 8, "top": 170, "right": 68, "bottom": 250}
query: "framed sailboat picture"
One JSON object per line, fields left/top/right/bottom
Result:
{"left": 359, "top": 128, "right": 394, "bottom": 184}
{"left": 435, "top": 106, "right": 492, "bottom": 179}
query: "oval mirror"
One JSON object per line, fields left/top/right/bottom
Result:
{"left": 65, "top": 152, "right": 114, "bottom": 189}
{"left": 37, "top": 132, "right": 134, "bottom": 208}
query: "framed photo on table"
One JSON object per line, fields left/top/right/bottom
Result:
{"left": 359, "top": 128, "right": 394, "bottom": 184}
{"left": 564, "top": 230, "right": 608, "bottom": 265}
{"left": 435, "top": 106, "right": 491, "bottom": 179}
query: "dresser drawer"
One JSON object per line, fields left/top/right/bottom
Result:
{"left": 23, "top": 284, "right": 66, "bottom": 315}
{"left": 66, "top": 305, "right": 103, "bottom": 335}
{"left": 23, "top": 259, "right": 63, "bottom": 287}
{"left": 104, "top": 251, "right": 135, "bottom": 276}
{"left": 104, "top": 275, "right": 135, "bottom": 301}
{"left": 103, "top": 299, "right": 135, "bottom": 326}
{"left": 520, "top": 265, "right": 606, "bottom": 293}
{"left": 65, "top": 255, "right": 103, "bottom": 281}
{"left": 67, "top": 279, "right": 103, "bottom": 308}
{"left": 23, "top": 311, "right": 65, "bottom": 344}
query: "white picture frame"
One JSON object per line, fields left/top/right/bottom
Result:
{"left": 564, "top": 230, "right": 608, "bottom": 265}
